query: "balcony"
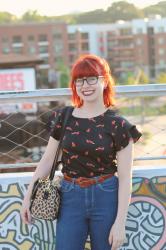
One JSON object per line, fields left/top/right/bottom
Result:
{"left": 39, "top": 53, "right": 50, "bottom": 58}
{"left": 12, "top": 42, "right": 24, "bottom": 48}
{"left": 0, "top": 85, "right": 166, "bottom": 250}
{"left": 107, "top": 34, "right": 133, "bottom": 41}
{"left": 38, "top": 41, "right": 49, "bottom": 46}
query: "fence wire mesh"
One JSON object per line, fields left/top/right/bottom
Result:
{"left": 0, "top": 86, "right": 166, "bottom": 172}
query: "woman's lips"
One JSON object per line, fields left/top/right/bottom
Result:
{"left": 82, "top": 90, "right": 95, "bottom": 96}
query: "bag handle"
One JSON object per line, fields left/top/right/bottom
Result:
{"left": 49, "top": 106, "right": 74, "bottom": 180}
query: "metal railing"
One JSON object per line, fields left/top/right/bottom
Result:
{"left": 0, "top": 84, "right": 166, "bottom": 169}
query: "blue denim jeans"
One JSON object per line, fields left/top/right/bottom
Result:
{"left": 55, "top": 175, "right": 119, "bottom": 250}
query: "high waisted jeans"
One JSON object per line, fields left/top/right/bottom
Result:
{"left": 55, "top": 175, "right": 119, "bottom": 250}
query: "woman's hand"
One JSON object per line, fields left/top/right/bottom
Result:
{"left": 20, "top": 196, "right": 32, "bottom": 224}
{"left": 108, "top": 221, "right": 126, "bottom": 250}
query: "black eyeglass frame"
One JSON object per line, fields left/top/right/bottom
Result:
{"left": 74, "top": 76, "right": 104, "bottom": 87}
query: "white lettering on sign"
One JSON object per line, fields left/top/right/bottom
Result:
{"left": 0, "top": 68, "right": 36, "bottom": 91}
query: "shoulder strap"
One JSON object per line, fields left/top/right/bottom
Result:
{"left": 49, "top": 106, "right": 74, "bottom": 180}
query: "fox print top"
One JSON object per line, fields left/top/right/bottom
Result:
{"left": 48, "top": 106, "right": 142, "bottom": 178}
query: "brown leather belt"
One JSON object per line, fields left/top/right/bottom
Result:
{"left": 63, "top": 173, "right": 114, "bottom": 188}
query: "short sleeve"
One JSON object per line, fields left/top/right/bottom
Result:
{"left": 113, "top": 116, "right": 142, "bottom": 152}
{"left": 47, "top": 109, "right": 63, "bottom": 141}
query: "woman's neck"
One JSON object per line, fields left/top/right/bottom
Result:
{"left": 76, "top": 103, "right": 107, "bottom": 115}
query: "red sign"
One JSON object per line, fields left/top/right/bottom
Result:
{"left": 0, "top": 72, "right": 24, "bottom": 90}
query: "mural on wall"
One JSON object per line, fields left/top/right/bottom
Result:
{"left": 0, "top": 176, "right": 166, "bottom": 250}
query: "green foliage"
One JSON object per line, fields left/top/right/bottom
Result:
{"left": 122, "top": 72, "right": 136, "bottom": 85}
{"left": 60, "top": 73, "right": 70, "bottom": 88}
{"left": 141, "top": 131, "right": 152, "bottom": 145}
{"left": 144, "top": 1, "right": 166, "bottom": 17}
{"left": 1, "top": 1, "right": 166, "bottom": 24}
{"left": 0, "top": 11, "right": 16, "bottom": 23}
{"left": 120, "top": 104, "right": 166, "bottom": 116}
{"left": 157, "top": 73, "right": 166, "bottom": 83}
{"left": 75, "top": 9, "right": 106, "bottom": 24}
{"left": 106, "top": 1, "right": 144, "bottom": 22}
{"left": 139, "top": 70, "right": 149, "bottom": 84}
{"left": 56, "top": 59, "right": 70, "bottom": 88}
{"left": 126, "top": 75, "right": 136, "bottom": 85}
{"left": 21, "top": 10, "right": 44, "bottom": 22}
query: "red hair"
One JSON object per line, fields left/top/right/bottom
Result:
{"left": 69, "top": 54, "right": 116, "bottom": 108}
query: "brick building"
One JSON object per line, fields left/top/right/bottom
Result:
{"left": 0, "top": 16, "right": 166, "bottom": 85}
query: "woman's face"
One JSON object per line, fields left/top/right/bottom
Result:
{"left": 75, "top": 75, "right": 106, "bottom": 104}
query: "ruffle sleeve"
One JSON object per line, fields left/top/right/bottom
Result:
{"left": 112, "top": 116, "right": 142, "bottom": 152}
{"left": 46, "top": 108, "right": 63, "bottom": 141}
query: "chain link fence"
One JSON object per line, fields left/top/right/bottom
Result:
{"left": 0, "top": 84, "right": 166, "bottom": 172}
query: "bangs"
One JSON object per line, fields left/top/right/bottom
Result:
{"left": 72, "top": 59, "right": 103, "bottom": 80}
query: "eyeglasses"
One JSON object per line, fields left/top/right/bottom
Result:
{"left": 74, "top": 76, "right": 104, "bottom": 87}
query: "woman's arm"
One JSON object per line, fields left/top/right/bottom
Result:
{"left": 20, "top": 136, "right": 59, "bottom": 224}
{"left": 115, "top": 139, "right": 134, "bottom": 224}
{"left": 109, "top": 139, "right": 134, "bottom": 250}
{"left": 24, "top": 136, "right": 60, "bottom": 199}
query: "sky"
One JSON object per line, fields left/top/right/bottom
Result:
{"left": 0, "top": 0, "right": 163, "bottom": 17}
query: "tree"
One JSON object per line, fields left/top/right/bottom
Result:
{"left": 56, "top": 59, "right": 70, "bottom": 88}
{"left": 106, "top": 1, "right": 144, "bottom": 22}
{"left": 0, "top": 12, "right": 17, "bottom": 24}
{"left": 138, "top": 70, "right": 149, "bottom": 84}
{"left": 144, "top": 1, "right": 166, "bottom": 17}
{"left": 76, "top": 9, "right": 105, "bottom": 24}
{"left": 21, "top": 10, "right": 44, "bottom": 22}
{"left": 157, "top": 72, "right": 166, "bottom": 83}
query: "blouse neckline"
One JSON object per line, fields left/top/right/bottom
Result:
{"left": 71, "top": 108, "right": 110, "bottom": 120}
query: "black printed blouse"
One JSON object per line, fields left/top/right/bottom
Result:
{"left": 48, "top": 107, "right": 142, "bottom": 178}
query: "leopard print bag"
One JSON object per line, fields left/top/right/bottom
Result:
{"left": 30, "top": 177, "right": 62, "bottom": 220}
{"left": 29, "top": 106, "right": 74, "bottom": 221}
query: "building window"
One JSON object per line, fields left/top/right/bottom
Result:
{"left": 13, "top": 36, "right": 22, "bottom": 43}
{"left": 148, "top": 27, "right": 154, "bottom": 35}
{"left": 149, "top": 39, "right": 155, "bottom": 46}
{"left": 108, "top": 41, "right": 117, "bottom": 47}
{"left": 121, "top": 61, "right": 133, "bottom": 67}
{"left": 28, "top": 35, "right": 35, "bottom": 42}
{"left": 28, "top": 46, "right": 36, "bottom": 54}
{"left": 68, "top": 33, "right": 76, "bottom": 40}
{"left": 158, "top": 37, "right": 164, "bottom": 45}
{"left": 136, "top": 38, "right": 142, "bottom": 45}
{"left": 53, "top": 33, "right": 62, "bottom": 40}
{"left": 158, "top": 26, "right": 164, "bottom": 33}
{"left": 41, "top": 57, "right": 49, "bottom": 64}
{"left": 137, "top": 28, "right": 143, "bottom": 34}
{"left": 159, "top": 48, "right": 165, "bottom": 55}
{"left": 39, "top": 46, "right": 49, "bottom": 53}
{"left": 81, "top": 33, "right": 89, "bottom": 39}
{"left": 2, "top": 37, "right": 9, "bottom": 43}
{"left": 81, "top": 42, "right": 89, "bottom": 51}
{"left": 159, "top": 60, "right": 165, "bottom": 66}
{"left": 13, "top": 46, "right": 23, "bottom": 54}
{"left": 150, "top": 68, "right": 155, "bottom": 78}
{"left": 69, "top": 43, "right": 77, "bottom": 51}
{"left": 55, "top": 56, "right": 63, "bottom": 63}
{"left": 2, "top": 47, "right": 10, "bottom": 54}
{"left": 38, "top": 34, "right": 47, "bottom": 42}
{"left": 54, "top": 43, "right": 63, "bottom": 54}
{"left": 69, "top": 54, "right": 75, "bottom": 63}
{"left": 120, "top": 28, "right": 132, "bottom": 35}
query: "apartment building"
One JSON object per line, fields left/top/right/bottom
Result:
{"left": 108, "top": 17, "right": 166, "bottom": 81}
{"left": 0, "top": 22, "right": 69, "bottom": 87}
{"left": 68, "top": 17, "right": 166, "bottom": 81}
{"left": 67, "top": 24, "right": 113, "bottom": 66}
{"left": 0, "top": 16, "right": 166, "bottom": 85}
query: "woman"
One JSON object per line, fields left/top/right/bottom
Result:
{"left": 21, "top": 54, "right": 142, "bottom": 250}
